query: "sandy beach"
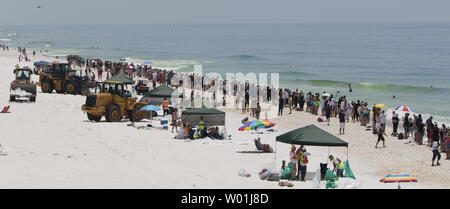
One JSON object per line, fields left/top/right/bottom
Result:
{"left": 0, "top": 49, "right": 449, "bottom": 189}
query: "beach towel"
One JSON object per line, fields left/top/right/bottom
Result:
{"left": 344, "top": 160, "right": 356, "bottom": 179}
{"left": 280, "top": 162, "right": 293, "bottom": 179}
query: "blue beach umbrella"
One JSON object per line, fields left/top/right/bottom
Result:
{"left": 140, "top": 105, "right": 161, "bottom": 112}
{"left": 142, "top": 61, "right": 153, "bottom": 65}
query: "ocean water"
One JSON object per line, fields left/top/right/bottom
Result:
{"left": 1, "top": 23, "right": 449, "bottom": 123}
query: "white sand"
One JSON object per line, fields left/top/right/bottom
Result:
{"left": 0, "top": 49, "right": 448, "bottom": 189}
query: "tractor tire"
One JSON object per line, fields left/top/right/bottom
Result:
{"left": 64, "top": 81, "right": 79, "bottom": 95}
{"left": 128, "top": 105, "right": 143, "bottom": 122}
{"left": 9, "top": 95, "right": 15, "bottom": 102}
{"left": 41, "top": 80, "right": 54, "bottom": 93}
{"left": 87, "top": 113, "right": 101, "bottom": 122}
{"left": 105, "top": 105, "right": 122, "bottom": 122}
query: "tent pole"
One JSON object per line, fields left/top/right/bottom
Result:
{"left": 327, "top": 146, "right": 330, "bottom": 165}
{"left": 346, "top": 146, "right": 349, "bottom": 161}
{"left": 274, "top": 141, "right": 277, "bottom": 163}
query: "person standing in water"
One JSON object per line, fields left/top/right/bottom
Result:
{"left": 348, "top": 83, "right": 352, "bottom": 93}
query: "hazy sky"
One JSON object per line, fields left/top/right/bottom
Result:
{"left": 1, "top": 0, "right": 450, "bottom": 25}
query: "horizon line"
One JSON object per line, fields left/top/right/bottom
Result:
{"left": 2, "top": 21, "right": 450, "bottom": 27}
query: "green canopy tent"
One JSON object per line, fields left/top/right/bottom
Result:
{"left": 276, "top": 125, "right": 354, "bottom": 180}
{"left": 105, "top": 74, "right": 135, "bottom": 84}
{"left": 139, "top": 85, "right": 181, "bottom": 105}
{"left": 276, "top": 125, "right": 348, "bottom": 147}
{"left": 181, "top": 107, "right": 225, "bottom": 127}
{"left": 180, "top": 98, "right": 214, "bottom": 109}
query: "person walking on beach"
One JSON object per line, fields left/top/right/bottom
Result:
{"left": 375, "top": 122, "right": 386, "bottom": 148}
{"left": 339, "top": 110, "right": 346, "bottom": 135}
{"left": 289, "top": 145, "right": 298, "bottom": 181}
{"left": 432, "top": 140, "right": 441, "bottom": 166}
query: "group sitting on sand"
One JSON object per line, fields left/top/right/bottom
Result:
{"left": 175, "top": 119, "right": 226, "bottom": 140}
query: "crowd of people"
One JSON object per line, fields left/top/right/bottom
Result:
{"left": 63, "top": 54, "right": 449, "bottom": 167}
{"left": 0, "top": 44, "right": 9, "bottom": 51}
{"left": 6, "top": 49, "right": 449, "bottom": 168}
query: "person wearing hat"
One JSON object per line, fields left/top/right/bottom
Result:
{"left": 329, "top": 155, "right": 345, "bottom": 177}
{"left": 298, "top": 146, "right": 310, "bottom": 181}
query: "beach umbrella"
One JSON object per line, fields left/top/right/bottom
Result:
{"left": 238, "top": 120, "right": 275, "bottom": 131}
{"left": 33, "top": 61, "right": 49, "bottom": 66}
{"left": 395, "top": 105, "right": 412, "bottom": 112}
{"left": 379, "top": 173, "right": 417, "bottom": 183}
{"left": 374, "top": 104, "right": 386, "bottom": 109}
{"left": 140, "top": 105, "right": 161, "bottom": 112}
{"left": 322, "top": 93, "right": 331, "bottom": 97}
{"left": 142, "top": 61, "right": 153, "bottom": 65}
